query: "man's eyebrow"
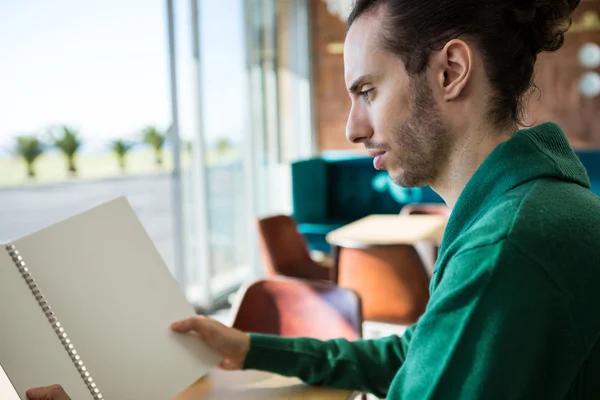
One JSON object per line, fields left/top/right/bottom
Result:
{"left": 348, "top": 74, "right": 374, "bottom": 94}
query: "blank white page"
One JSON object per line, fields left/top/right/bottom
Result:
{"left": 0, "top": 249, "right": 94, "bottom": 400}
{"left": 11, "top": 197, "right": 221, "bottom": 400}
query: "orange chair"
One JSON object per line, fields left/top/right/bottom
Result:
{"left": 257, "top": 215, "right": 332, "bottom": 281}
{"left": 231, "top": 277, "right": 362, "bottom": 341}
{"left": 334, "top": 246, "right": 430, "bottom": 326}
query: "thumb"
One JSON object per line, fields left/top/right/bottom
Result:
{"left": 170, "top": 316, "right": 209, "bottom": 333}
{"left": 27, "top": 385, "right": 70, "bottom": 400}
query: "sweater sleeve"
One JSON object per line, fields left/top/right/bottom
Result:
{"left": 242, "top": 326, "right": 415, "bottom": 398}
{"left": 389, "top": 241, "right": 582, "bottom": 399}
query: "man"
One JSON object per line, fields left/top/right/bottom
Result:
{"left": 29, "top": 0, "right": 600, "bottom": 399}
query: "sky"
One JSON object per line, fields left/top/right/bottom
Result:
{"left": 0, "top": 0, "right": 247, "bottom": 153}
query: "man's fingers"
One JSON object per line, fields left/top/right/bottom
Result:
{"left": 170, "top": 316, "right": 210, "bottom": 333}
{"left": 26, "top": 385, "right": 70, "bottom": 400}
{"left": 218, "top": 358, "right": 238, "bottom": 370}
{"left": 170, "top": 317, "right": 198, "bottom": 332}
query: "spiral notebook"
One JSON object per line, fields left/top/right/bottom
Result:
{"left": 0, "top": 197, "right": 222, "bottom": 400}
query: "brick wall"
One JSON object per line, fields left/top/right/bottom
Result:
{"left": 523, "top": 2, "right": 600, "bottom": 148}
{"left": 310, "top": 0, "right": 358, "bottom": 152}
{"left": 310, "top": 1, "right": 600, "bottom": 150}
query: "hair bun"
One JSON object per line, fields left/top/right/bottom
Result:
{"left": 513, "top": 0, "right": 580, "bottom": 54}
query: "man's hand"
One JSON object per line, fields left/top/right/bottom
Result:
{"left": 26, "top": 385, "right": 71, "bottom": 400}
{"left": 171, "top": 316, "right": 251, "bottom": 370}
{"left": 24, "top": 318, "right": 247, "bottom": 400}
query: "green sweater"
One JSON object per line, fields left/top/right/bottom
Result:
{"left": 243, "top": 122, "right": 600, "bottom": 400}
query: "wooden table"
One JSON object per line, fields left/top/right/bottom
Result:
{"left": 326, "top": 214, "right": 447, "bottom": 249}
{"left": 175, "top": 370, "right": 358, "bottom": 400}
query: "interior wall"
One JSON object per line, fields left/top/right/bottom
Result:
{"left": 524, "top": 2, "right": 600, "bottom": 148}
{"left": 310, "top": 0, "right": 358, "bottom": 152}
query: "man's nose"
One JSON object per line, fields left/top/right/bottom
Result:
{"left": 345, "top": 105, "right": 373, "bottom": 144}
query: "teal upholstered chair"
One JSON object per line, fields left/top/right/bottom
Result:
{"left": 290, "top": 153, "right": 444, "bottom": 253}
{"left": 291, "top": 150, "right": 600, "bottom": 253}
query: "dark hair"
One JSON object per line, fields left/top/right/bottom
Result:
{"left": 347, "top": 0, "right": 580, "bottom": 128}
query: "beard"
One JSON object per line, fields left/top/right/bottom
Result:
{"left": 388, "top": 74, "right": 453, "bottom": 188}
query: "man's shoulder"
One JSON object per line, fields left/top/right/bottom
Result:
{"left": 506, "top": 179, "right": 600, "bottom": 347}
{"left": 468, "top": 178, "right": 600, "bottom": 243}
{"left": 455, "top": 178, "right": 600, "bottom": 262}
{"left": 509, "top": 178, "right": 600, "bottom": 245}
{"left": 466, "top": 178, "right": 600, "bottom": 288}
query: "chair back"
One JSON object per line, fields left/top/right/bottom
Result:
{"left": 257, "top": 215, "right": 331, "bottom": 281}
{"left": 231, "top": 278, "right": 362, "bottom": 341}
{"left": 336, "top": 246, "right": 430, "bottom": 325}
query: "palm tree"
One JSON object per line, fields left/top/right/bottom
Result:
{"left": 15, "top": 136, "right": 45, "bottom": 178}
{"left": 53, "top": 126, "right": 82, "bottom": 176}
{"left": 142, "top": 126, "right": 166, "bottom": 167}
{"left": 110, "top": 140, "right": 134, "bottom": 174}
{"left": 216, "top": 138, "right": 232, "bottom": 154}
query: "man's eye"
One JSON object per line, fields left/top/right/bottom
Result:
{"left": 360, "top": 89, "right": 373, "bottom": 101}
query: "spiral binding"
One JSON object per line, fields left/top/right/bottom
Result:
{"left": 6, "top": 244, "right": 104, "bottom": 400}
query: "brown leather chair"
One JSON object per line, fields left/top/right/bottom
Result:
{"left": 231, "top": 277, "right": 362, "bottom": 341}
{"left": 334, "top": 246, "right": 430, "bottom": 326}
{"left": 257, "top": 215, "right": 332, "bottom": 281}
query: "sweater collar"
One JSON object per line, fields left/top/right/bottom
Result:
{"left": 438, "top": 122, "right": 590, "bottom": 256}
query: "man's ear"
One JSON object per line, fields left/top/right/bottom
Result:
{"left": 431, "top": 39, "right": 473, "bottom": 101}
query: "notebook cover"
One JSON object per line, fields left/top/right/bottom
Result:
{"left": 10, "top": 197, "right": 221, "bottom": 400}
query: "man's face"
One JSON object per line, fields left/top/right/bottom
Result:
{"left": 344, "top": 9, "right": 453, "bottom": 188}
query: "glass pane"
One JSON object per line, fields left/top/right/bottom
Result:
{"left": 0, "top": 1, "right": 177, "bottom": 273}
{"left": 171, "top": 0, "right": 211, "bottom": 306}
{"left": 198, "top": 0, "right": 253, "bottom": 296}
{"left": 171, "top": 0, "right": 315, "bottom": 308}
